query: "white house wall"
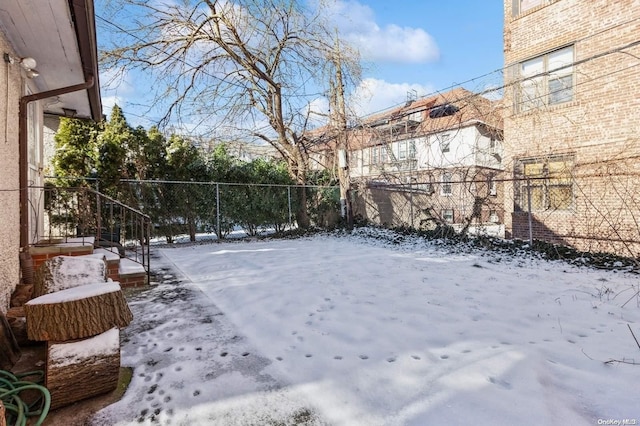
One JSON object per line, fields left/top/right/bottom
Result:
{"left": 0, "top": 33, "right": 22, "bottom": 312}
{"left": 351, "top": 124, "right": 502, "bottom": 180}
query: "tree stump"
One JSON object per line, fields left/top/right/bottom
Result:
{"left": 46, "top": 328, "right": 120, "bottom": 410}
{"left": 0, "top": 400, "right": 6, "bottom": 426}
{"left": 34, "top": 255, "right": 107, "bottom": 297}
{"left": 24, "top": 282, "right": 133, "bottom": 341}
{"left": 0, "top": 311, "right": 21, "bottom": 370}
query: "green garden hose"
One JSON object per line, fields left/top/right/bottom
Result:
{"left": 0, "top": 370, "right": 50, "bottom": 426}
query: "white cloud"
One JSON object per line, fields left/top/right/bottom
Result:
{"left": 349, "top": 78, "right": 435, "bottom": 117}
{"left": 326, "top": 0, "right": 439, "bottom": 64}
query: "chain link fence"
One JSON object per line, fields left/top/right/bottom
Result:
{"left": 351, "top": 173, "right": 640, "bottom": 259}
{"left": 110, "top": 180, "right": 341, "bottom": 242}
{"left": 43, "top": 172, "right": 640, "bottom": 259}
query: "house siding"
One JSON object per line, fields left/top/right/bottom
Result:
{"left": 0, "top": 32, "right": 22, "bottom": 312}
{"left": 503, "top": 0, "right": 640, "bottom": 255}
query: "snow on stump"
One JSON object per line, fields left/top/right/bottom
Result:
{"left": 46, "top": 328, "right": 120, "bottom": 410}
{"left": 34, "top": 255, "right": 108, "bottom": 298}
{"left": 0, "top": 311, "right": 21, "bottom": 370}
{"left": 24, "top": 282, "right": 133, "bottom": 342}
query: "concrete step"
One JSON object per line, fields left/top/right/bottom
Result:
{"left": 91, "top": 248, "right": 121, "bottom": 282}
{"left": 118, "top": 258, "right": 147, "bottom": 288}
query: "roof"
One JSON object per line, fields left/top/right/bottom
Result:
{"left": 361, "top": 87, "right": 502, "bottom": 134}
{"left": 0, "top": 0, "right": 102, "bottom": 120}
{"left": 307, "top": 88, "right": 503, "bottom": 152}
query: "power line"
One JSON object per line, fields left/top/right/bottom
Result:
{"left": 358, "top": 14, "right": 640, "bottom": 121}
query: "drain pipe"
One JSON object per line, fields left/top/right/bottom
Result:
{"left": 19, "top": 76, "right": 95, "bottom": 249}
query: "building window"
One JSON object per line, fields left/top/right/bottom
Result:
{"left": 408, "top": 140, "right": 416, "bottom": 159}
{"left": 513, "top": 0, "right": 546, "bottom": 16}
{"left": 519, "top": 46, "right": 574, "bottom": 112}
{"left": 380, "top": 145, "right": 389, "bottom": 163}
{"left": 441, "top": 172, "right": 453, "bottom": 196}
{"left": 489, "top": 210, "right": 499, "bottom": 223}
{"left": 442, "top": 209, "right": 454, "bottom": 223}
{"left": 440, "top": 134, "right": 450, "bottom": 153}
{"left": 398, "top": 141, "right": 407, "bottom": 160}
{"left": 516, "top": 154, "right": 574, "bottom": 211}
{"left": 370, "top": 146, "right": 379, "bottom": 164}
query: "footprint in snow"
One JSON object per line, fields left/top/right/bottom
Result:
{"left": 386, "top": 357, "right": 396, "bottom": 363}
{"left": 333, "top": 356, "right": 342, "bottom": 360}
{"left": 440, "top": 354, "right": 450, "bottom": 360}
{"left": 488, "top": 376, "right": 512, "bottom": 389}
{"left": 359, "top": 355, "right": 369, "bottom": 360}
{"left": 411, "top": 355, "right": 421, "bottom": 360}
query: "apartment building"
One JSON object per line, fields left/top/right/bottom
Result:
{"left": 311, "top": 88, "right": 504, "bottom": 231}
{"left": 503, "top": 0, "right": 640, "bottom": 256}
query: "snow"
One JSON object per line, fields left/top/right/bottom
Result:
{"left": 119, "top": 258, "right": 146, "bottom": 275}
{"left": 49, "top": 328, "right": 120, "bottom": 367}
{"left": 27, "top": 282, "right": 121, "bottom": 305}
{"left": 93, "top": 231, "right": 640, "bottom": 425}
{"left": 93, "top": 248, "right": 121, "bottom": 262}
{"left": 42, "top": 255, "right": 108, "bottom": 293}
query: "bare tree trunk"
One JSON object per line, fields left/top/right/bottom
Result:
{"left": 296, "top": 186, "right": 310, "bottom": 228}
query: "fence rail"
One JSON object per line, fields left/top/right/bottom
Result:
{"left": 352, "top": 173, "right": 640, "bottom": 259}
{"left": 32, "top": 185, "right": 151, "bottom": 273}
{"left": 41, "top": 173, "right": 640, "bottom": 260}
{"left": 43, "top": 179, "right": 341, "bottom": 244}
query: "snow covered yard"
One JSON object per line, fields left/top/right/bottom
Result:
{"left": 93, "top": 230, "right": 640, "bottom": 425}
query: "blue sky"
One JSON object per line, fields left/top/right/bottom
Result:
{"left": 97, "top": 0, "right": 505, "bottom": 129}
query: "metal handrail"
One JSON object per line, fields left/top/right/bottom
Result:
{"left": 30, "top": 185, "right": 151, "bottom": 281}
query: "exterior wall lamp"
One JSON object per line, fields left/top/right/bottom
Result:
{"left": 3, "top": 53, "right": 40, "bottom": 78}
{"left": 62, "top": 108, "right": 77, "bottom": 118}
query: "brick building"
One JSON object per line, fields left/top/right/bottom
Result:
{"left": 503, "top": 0, "right": 640, "bottom": 256}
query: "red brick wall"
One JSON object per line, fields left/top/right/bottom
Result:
{"left": 503, "top": 0, "right": 640, "bottom": 256}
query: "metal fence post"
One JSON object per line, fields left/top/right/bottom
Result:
{"left": 287, "top": 186, "right": 292, "bottom": 227}
{"left": 409, "top": 179, "right": 414, "bottom": 229}
{"left": 526, "top": 178, "right": 533, "bottom": 246}
{"left": 216, "top": 183, "right": 221, "bottom": 239}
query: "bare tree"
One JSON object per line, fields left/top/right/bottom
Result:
{"left": 100, "top": 0, "right": 360, "bottom": 227}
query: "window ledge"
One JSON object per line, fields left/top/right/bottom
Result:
{"left": 515, "top": 100, "right": 579, "bottom": 117}
{"left": 512, "top": 0, "right": 560, "bottom": 20}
